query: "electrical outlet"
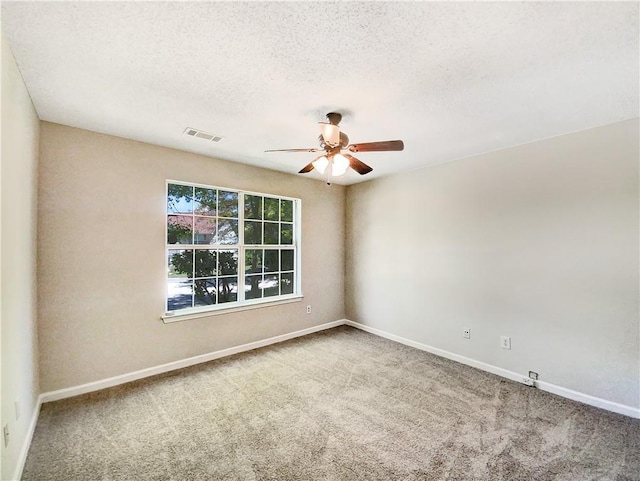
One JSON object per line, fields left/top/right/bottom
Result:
{"left": 306, "top": 305, "right": 311, "bottom": 314}
{"left": 500, "top": 336, "right": 511, "bottom": 350}
{"left": 3, "top": 425, "right": 9, "bottom": 447}
{"left": 528, "top": 371, "right": 539, "bottom": 380}
{"left": 463, "top": 328, "right": 471, "bottom": 339}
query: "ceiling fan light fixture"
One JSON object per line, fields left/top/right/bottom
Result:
{"left": 319, "top": 122, "right": 340, "bottom": 146}
{"left": 331, "top": 153, "right": 350, "bottom": 176}
{"left": 312, "top": 155, "right": 329, "bottom": 174}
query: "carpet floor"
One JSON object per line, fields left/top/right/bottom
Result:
{"left": 22, "top": 326, "right": 640, "bottom": 480}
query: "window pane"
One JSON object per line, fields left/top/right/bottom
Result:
{"left": 194, "top": 279, "right": 217, "bottom": 306}
{"left": 263, "top": 274, "right": 279, "bottom": 297}
{"left": 168, "top": 249, "right": 193, "bottom": 278}
{"left": 217, "top": 219, "right": 238, "bottom": 245}
{"left": 281, "top": 249, "right": 294, "bottom": 271}
{"left": 194, "top": 217, "right": 216, "bottom": 245}
{"left": 167, "top": 184, "right": 193, "bottom": 214}
{"left": 167, "top": 215, "right": 193, "bottom": 244}
{"left": 244, "top": 220, "right": 262, "bottom": 244}
{"left": 281, "top": 272, "right": 294, "bottom": 295}
{"left": 264, "top": 197, "right": 279, "bottom": 221}
{"left": 194, "top": 188, "right": 217, "bottom": 216}
{"left": 219, "top": 250, "right": 238, "bottom": 275}
{"left": 168, "top": 248, "right": 194, "bottom": 310}
{"left": 218, "top": 191, "right": 238, "bottom": 218}
{"left": 245, "top": 195, "right": 262, "bottom": 220}
{"left": 281, "top": 223, "right": 293, "bottom": 245}
{"left": 264, "top": 249, "right": 279, "bottom": 272}
{"left": 245, "top": 249, "right": 263, "bottom": 274}
{"left": 280, "top": 199, "right": 293, "bottom": 222}
{"left": 246, "top": 274, "right": 262, "bottom": 299}
{"left": 195, "top": 250, "right": 217, "bottom": 277}
{"left": 264, "top": 222, "right": 279, "bottom": 244}
{"left": 218, "top": 276, "right": 238, "bottom": 303}
{"left": 167, "top": 279, "right": 193, "bottom": 311}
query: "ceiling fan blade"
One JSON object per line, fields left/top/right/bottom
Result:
{"left": 265, "top": 148, "right": 321, "bottom": 153}
{"left": 298, "top": 162, "right": 315, "bottom": 174}
{"left": 347, "top": 140, "right": 404, "bottom": 153}
{"left": 343, "top": 153, "right": 373, "bottom": 175}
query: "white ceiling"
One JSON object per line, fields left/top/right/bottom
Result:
{"left": 2, "top": 1, "right": 638, "bottom": 185}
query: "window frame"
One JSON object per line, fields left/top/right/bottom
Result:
{"left": 163, "top": 180, "right": 302, "bottom": 322}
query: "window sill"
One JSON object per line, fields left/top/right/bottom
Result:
{"left": 161, "top": 295, "right": 304, "bottom": 323}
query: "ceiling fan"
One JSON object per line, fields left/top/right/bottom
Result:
{"left": 265, "top": 112, "right": 404, "bottom": 184}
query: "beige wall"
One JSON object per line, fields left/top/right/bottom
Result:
{"left": 1, "top": 36, "right": 40, "bottom": 480}
{"left": 346, "top": 118, "right": 640, "bottom": 409}
{"left": 37, "top": 122, "right": 345, "bottom": 392}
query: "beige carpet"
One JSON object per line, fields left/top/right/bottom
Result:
{"left": 22, "top": 326, "right": 640, "bottom": 480}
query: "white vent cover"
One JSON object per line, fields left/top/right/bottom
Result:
{"left": 184, "top": 127, "right": 223, "bottom": 142}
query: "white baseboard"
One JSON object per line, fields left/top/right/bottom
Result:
{"left": 12, "top": 394, "right": 43, "bottom": 481}
{"left": 40, "top": 319, "right": 346, "bottom": 404}
{"left": 344, "top": 320, "right": 640, "bottom": 419}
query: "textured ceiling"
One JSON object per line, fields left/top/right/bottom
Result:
{"left": 2, "top": 1, "right": 638, "bottom": 185}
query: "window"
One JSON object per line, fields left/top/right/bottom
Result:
{"left": 165, "top": 181, "right": 301, "bottom": 318}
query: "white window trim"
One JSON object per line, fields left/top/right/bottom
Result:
{"left": 164, "top": 180, "right": 302, "bottom": 320}
{"left": 161, "top": 295, "right": 304, "bottom": 323}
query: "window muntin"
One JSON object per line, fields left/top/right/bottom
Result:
{"left": 166, "top": 182, "right": 300, "bottom": 315}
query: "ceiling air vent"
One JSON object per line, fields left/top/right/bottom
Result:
{"left": 184, "top": 127, "right": 223, "bottom": 142}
